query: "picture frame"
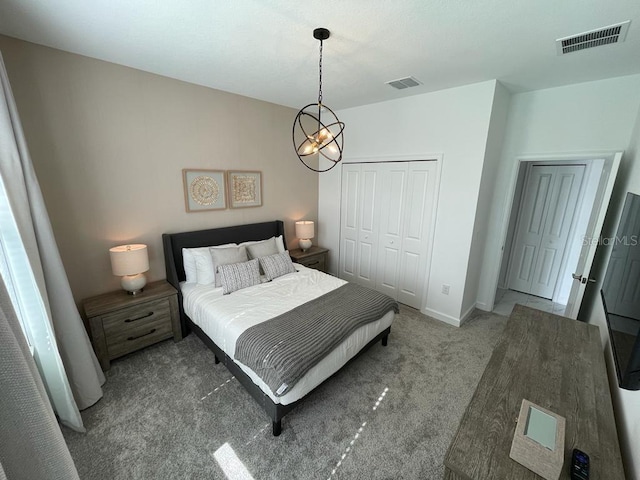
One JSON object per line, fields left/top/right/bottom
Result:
{"left": 182, "top": 169, "right": 227, "bottom": 212}
{"left": 227, "top": 170, "right": 262, "bottom": 208}
{"left": 509, "top": 399, "right": 566, "bottom": 480}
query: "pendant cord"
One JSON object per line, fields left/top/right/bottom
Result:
{"left": 318, "top": 39, "right": 323, "bottom": 105}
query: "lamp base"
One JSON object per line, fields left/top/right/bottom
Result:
{"left": 121, "top": 273, "right": 147, "bottom": 295}
{"left": 299, "top": 238, "right": 312, "bottom": 252}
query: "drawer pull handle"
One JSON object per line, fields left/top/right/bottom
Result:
{"left": 127, "top": 328, "right": 156, "bottom": 341}
{"left": 308, "top": 261, "right": 320, "bottom": 267}
{"left": 125, "top": 312, "right": 153, "bottom": 323}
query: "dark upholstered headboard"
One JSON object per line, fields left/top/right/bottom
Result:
{"left": 162, "top": 220, "right": 285, "bottom": 337}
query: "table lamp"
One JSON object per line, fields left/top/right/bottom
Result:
{"left": 295, "top": 221, "right": 314, "bottom": 252}
{"left": 109, "top": 244, "right": 149, "bottom": 295}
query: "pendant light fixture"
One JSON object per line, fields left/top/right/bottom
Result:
{"left": 292, "top": 28, "right": 345, "bottom": 173}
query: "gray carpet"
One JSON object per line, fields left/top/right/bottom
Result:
{"left": 63, "top": 307, "right": 507, "bottom": 480}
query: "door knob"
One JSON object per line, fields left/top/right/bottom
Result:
{"left": 572, "top": 273, "right": 597, "bottom": 284}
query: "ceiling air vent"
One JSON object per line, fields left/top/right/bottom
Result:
{"left": 556, "top": 21, "right": 631, "bottom": 55}
{"left": 386, "top": 76, "right": 422, "bottom": 90}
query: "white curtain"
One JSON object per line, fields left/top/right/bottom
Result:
{"left": 0, "top": 51, "right": 104, "bottom": 431}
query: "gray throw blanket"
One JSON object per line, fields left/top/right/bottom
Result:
{"left": 234, "top": 283, "right": 399, "bottom": 397}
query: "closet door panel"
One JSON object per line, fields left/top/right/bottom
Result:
{"left": 356, "top": 167, "right": 379, "bottom": 288}
{"left": 376, "top": 164, "right": 407, "bottom": 298}
{"left": 340, "top": 165, "right": 360, "bottom": 283}
{"left": 398, "top": 163, "right": 437, "bottom": 309}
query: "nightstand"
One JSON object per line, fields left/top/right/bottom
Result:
{"left": 83, "top": 280, "right": 182, "bottom": 371}
{"left": 289, "top": 246, "right": 329, "bottom": 273}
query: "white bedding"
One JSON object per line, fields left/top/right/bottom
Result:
{"left": 182, "top": 265, "right": 394, "bottom": 405}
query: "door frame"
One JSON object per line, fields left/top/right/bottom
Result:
{"left": 488, "top": 151, "right": 622, "bottom": 312}
{"left": 338, "top": 153, "right": 442, "bottom": 311}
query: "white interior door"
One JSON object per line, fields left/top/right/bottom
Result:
{"left": 508, "top": 164, "right": 585, "bottom": 299}
{"left": 565, "top": 152, "right": 622, "bottom": 319}
{"left": 376, "top": 163, "right": 407, "bottom": 298}
{"left": 397, "top": 162, "right": 437, "bottom": 308}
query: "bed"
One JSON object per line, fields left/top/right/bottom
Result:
{"left": 162, "top": 220, "right": 396, "bottom": 436}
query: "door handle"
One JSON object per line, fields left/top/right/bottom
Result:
{"left": 572, "top": 273, "right": 597, "bottom": 284}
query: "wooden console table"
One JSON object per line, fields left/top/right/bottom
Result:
{"left": 444, "top": 305, "right": 624, "bottom": 479}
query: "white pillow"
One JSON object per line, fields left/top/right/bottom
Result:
{"left": 210, "top": 245, "right": 249, "bottom": 287}
{"left": 182, "top": 247, "right": 210, "bottom": 283}
{"left": 192, "top": 249, "right": 216, "bottom": 285}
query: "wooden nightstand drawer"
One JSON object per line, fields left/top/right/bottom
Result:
{"left": 103, "top": 298, "right": 170, "bottom": 337}
{"left": 297, "top": 255, "right": 326, "bottom": 271}
{"left": 106, "top": 318, "right": 173, "bottom": 359}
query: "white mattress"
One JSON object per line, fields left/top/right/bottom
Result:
{"left": 181, "top": 265, "right": 395, "bottom": 405}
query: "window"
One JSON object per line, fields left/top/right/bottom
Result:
{"left": 0, "top": 176, "right": 48, "bottom": 353}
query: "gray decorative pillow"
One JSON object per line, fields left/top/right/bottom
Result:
{"left": 259, "top": 252, "right": 296, "bottom": 281}
{"left": 218, "top": 259, "right": 261, "bottom": 295}
{"left": 246, "top": 237, "right": 279, "bottom": 260}
{"left": 210, "top": 245, "right": 248, "bottom": 287}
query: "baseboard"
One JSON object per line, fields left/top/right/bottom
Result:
{"left": 475, "top": 301, "right": 491, "bottom": 312}
{"left": 459, "top": 305, "right": 477, "bottom": 326}
{"left": 421, "top": 307, "right": 461, "bottom": 327}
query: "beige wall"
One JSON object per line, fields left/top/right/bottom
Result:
{"left": 0, "top": 35, "right": 318, "bottom": 302}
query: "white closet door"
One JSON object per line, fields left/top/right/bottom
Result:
{"left": 376, "top": 163, "right": 408, "bottom": 298}
{"left": 355, "top": 165, "right": 379, "bottom": 288}
{"left": 398, "top": 162, "right": 437, "bottom": 308}
{"left": 339, "top": 165, "right": 360, "bottom": 283}
{"left": 340, "top": 160, "right": 437, "bottom": 308}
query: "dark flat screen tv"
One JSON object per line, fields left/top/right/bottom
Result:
{"left": 601, "top": 192, "right": 640, "bottom": 390}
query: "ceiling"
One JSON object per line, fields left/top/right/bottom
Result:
{"left": 0, "top": 0, "right": 639, "bottom": 110}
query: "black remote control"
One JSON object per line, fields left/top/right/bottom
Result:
{"left": 571, "top": 448, "right": 589, "bottom": 480}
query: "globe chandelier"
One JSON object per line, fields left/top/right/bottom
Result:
{"left": 292, "top": 28, "right": 345, "bottom": 173}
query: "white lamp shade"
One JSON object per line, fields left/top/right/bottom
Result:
{"left": 295, "top": 221, "right": 315, "bottom": 240}
{"left": 109, "top": 244, "right": 149, "bottom": 276}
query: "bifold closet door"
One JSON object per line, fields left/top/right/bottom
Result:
{"left": 340, "top": 161, "right": 437, "bottom": 310}
{"left": 340, "top": 164, "right": 379, "bottom": 289}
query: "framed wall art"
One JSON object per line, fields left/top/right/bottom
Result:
{"left": 228, "top": 170, "right": 262, "bottom": 208}
{"left": 183, "top": 169, "right": 227, "bottom": 212}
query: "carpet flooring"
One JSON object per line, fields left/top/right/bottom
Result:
{"left": 63, "top": 306, "right": 507, "bottom": 480}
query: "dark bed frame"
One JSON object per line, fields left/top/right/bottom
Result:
{"left": 162, "top": 220, "right": 390, "bottom": 436}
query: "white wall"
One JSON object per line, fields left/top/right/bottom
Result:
{"left": 319, "top": 80, "right": 498, "bottom": 324}
{"left": 462, "top": 82, "right": 510, "bottom": 314}
{"left": 477, "top": 74, "right": 640, "bottom": 312}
